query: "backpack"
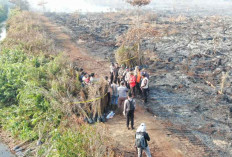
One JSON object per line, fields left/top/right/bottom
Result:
{"left": 128, "top": 100, "right": 135, "bottom": 111}
{"left": 135, "top": 132, "right": 146, "bottom": 148}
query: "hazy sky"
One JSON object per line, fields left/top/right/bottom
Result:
{"left": 28, "top": 0, "right": 232, "bottom": 12}
{"left": 29, "top": 0, "right": 128, "bottom": 12}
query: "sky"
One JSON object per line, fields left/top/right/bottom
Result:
{"left": 28, "top": 0, "right": 232, "bottom": 13}
{"left": 29, "top": 0, "right": 128, "bottom": 12}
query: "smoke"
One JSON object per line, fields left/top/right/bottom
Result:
{"left": 28, "top": 0, "right": 232, "bottom": 13}
{"left": 28, "top": 0, "right": 129, "bottom": 12}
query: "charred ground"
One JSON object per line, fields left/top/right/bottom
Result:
{"left": 45, "top": 10, "right": 232, "bottom": 156}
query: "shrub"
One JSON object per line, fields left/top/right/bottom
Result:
{"left": 115, "top": 45, "right": 139, "bottom": 67}
{"left": 0, "top": 10, "right": 114, "bottom": 157}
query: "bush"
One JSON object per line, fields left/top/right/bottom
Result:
{"left": 0, "top": 10, "right": 114, "bottom": 157}
{"left": 115, "top": 45, "right": 139, "bottom": 68}
{"left": 2, "top": 11, "right": 55, "bottom": 55}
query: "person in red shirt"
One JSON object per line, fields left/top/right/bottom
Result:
{"left": 129, "top": 71, "right": 136, "bottom": 97}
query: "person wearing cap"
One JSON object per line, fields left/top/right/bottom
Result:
{"left": 135, "top": 123, "right": 151, "bottom": 157}
{"left": 141, "top": 72, "right": 149, "bottom": 103}
{"left": 141, "top": 69, "right": 150, "bottom": 94}
{"left": 141, "top": 69, "right": 150, "bottom": 79}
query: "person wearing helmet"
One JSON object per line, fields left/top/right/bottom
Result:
{"left": 135, "top": 123, "right": 151, "bottom": 157}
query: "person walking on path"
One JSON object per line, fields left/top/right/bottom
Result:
{"left": 129, "top": 71, "right": 136, "bottom": 97}
{"left": 141, "top": 73, "right": 149, "bottom": 103}
{"left": 111, "top": 80, "right": 119, "bottom": 110}
{"left": 123, "top": 93, "right": 136, "bottom": 130}
{"left": 117, "top": 82, "right": 128, "bottom": 113}
{"left": 135, "top": 123, "right": 151, "bottom": 157}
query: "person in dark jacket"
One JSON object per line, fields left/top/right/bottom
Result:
{"left": 136, "top": 123, "right": 151, "bottom": 157}
{"left": 123, "top": 92, "right": 136, "bottom": 130}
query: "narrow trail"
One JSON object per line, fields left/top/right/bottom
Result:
{"left": 40, "top": 16, "right": 109, "bottom": 76}
{"left": 40, "top": 15, "right": 208, "bottom": 157}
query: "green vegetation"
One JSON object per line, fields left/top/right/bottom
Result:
{"left": 0, "top": 10, "right": 113, "bottom": 157}
{"left": 115, "top": 45, "right": 140, "bottom": 67}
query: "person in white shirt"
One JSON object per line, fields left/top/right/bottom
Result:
{"left": 124, "top": 68, "right": 130, "bottom": 88}
{"left": 141, "top": 73, "right": 149, "bottom": 103}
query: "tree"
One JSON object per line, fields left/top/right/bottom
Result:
{"left": 126, "top": 0, "right": 151, "bottom": 6}
{"left": 116, "top": 0, "right": 153, "bottom": 65}
{"left": 9, "top": 0, "right": 29, "bottom": 10}
{"left": 38, "top": 0, "right": 48, "bottom": 13}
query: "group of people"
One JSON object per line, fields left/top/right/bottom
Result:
{"left": 107, "top": 63, "right": 151, "bottom": 157}
{"left": 78, "top": 63, "right": 151, "bottom": 156}
{"left": 78, "top": 68, "right": 98, "bottom": 86}
{"left": 109, "top": 62, "right": 150, "bottom": 104}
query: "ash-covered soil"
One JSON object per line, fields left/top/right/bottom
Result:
{"left": 45, "top": 10, "right": 232, "bottom": 156}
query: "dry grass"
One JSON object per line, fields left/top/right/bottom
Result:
{"left": 115, "top": 45, "right": 139, "bottom": 67}
{"left": 74, "top": 78, "right": 109, "bottom": 120}
{"left": 2, "top": 11, "right": 55, "bottom": 55}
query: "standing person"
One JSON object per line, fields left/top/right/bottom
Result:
{"left": 134, "top": 66, "right": 142, "bottom": 96}
{"left": 135, "top": 123, "right": 151, "bottom": 157}
{"left": 111, "top": 80, "right": 119, "bottom": 110}
{"left": 118, "top": 64, "right": 126, "bottom": 84}
{"left": 129, "top": 71, "right": 136, "bottom": 97}
{"left": 125, "top": 67, "right": 130, "bottom": 88}
{"left": 141, "top": 69, "right": 150, "bottom": 94}
{"left": 114, "top": 63, "right": 120, "bottom": 84}
{"left": 117, "top": 82, "right": 128, "bottom": 113}
{"left": 141, "top": 73, "right": 149, "bottom": 103}
{"left": 110, "top": 63, "right": 115, "bottom": 84}
{"left": 105, "top": 76, "right": 111, "bottom": 110}
{"left": 123, "top": 93, "right": 136, "bottom": 130}
{"left": 141, "top": 69, "right": 150, "bottom": 79}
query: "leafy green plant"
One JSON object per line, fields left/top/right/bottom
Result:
{"left": 0, "top": 10, "right": 114, "bottom": 157}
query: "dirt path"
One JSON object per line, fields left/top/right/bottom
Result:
{"left": 40, "top": 16, "right": 109, "bottom": 76}
{"left": 41, "top": 15, "right": 208, "bottom": 157}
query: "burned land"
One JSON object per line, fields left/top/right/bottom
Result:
{"left": 45, "top": 10, "right": 232, "bottom": 156}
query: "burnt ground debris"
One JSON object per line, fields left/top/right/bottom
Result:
{"left": 45, "top": 10, "right": 232, "bottom": 156}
